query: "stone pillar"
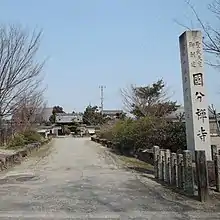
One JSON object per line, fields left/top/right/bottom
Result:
{"left": 158, "top": 150, "right": 163, "bottom": 180}
{"left": 211, "top": 145, "right": 218, "bottom": 161}
{"left": 183, "top": 150, "right": 194, "bottom": 195}
{"left": 171, "top": 153, "right": 178, "bottom": 186}
{"left": 179, "top": 31, "right": 212, "bottom": 161}
{"left": 195, "top": 150, "right": 209, "bottom": 202}
{"left": 159, "top": 150, "right": 165, "bottom": 181}
{"left": 153, "top": 146, "right": 160, "bottom": 179}
{"left": 214, "top": 155, "right": 220, "bottom": 192}
{"left": 162, "top": 151, "right": 166, "bottom": 181}
{"left": 177, "top": 154, "right": 184, "bottom": 189}
{"left": 165, "top": 149, "right": 171, "bottom": 184}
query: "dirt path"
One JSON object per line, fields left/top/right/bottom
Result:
{"left": 0, "top": 137, "right": 219, "bottom": 219}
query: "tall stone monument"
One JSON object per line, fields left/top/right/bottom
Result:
{"left": 179, "top": 31, "right": 211, "bottom": 160}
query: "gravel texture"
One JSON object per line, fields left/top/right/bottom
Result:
{"left": 0, "top": 137, "right": 219, "bottom": 219}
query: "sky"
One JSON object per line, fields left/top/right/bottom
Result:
{"left": 1, "top": 0, "right": 219, "bottom": 113}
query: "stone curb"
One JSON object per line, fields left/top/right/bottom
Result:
{"left": 0, "top": 139, "right": 51, "bottom": 171}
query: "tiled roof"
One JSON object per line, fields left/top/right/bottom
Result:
{"left": 102, "top": 110, "right": 123, "bottom": 115}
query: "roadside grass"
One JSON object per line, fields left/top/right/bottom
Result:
{"left": 29, "top": 139, "right": 54, "bottom": 159}
{"left": 116, "top": 154, "right": 154, "bottom": 175}
{"left": 6, "top": 130, "right": 45, "bottom": 150}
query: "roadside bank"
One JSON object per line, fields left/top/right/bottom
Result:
{"left": 0, "top": 138, "right": 52, "bottom": 172}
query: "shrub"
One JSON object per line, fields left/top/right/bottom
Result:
{"left": 8, "top": 134, "right": 26, "bottom": 148}
{"left": 98, "top": 119, "right": 119, "bottom": 140}
{"left": 22, "top": 130, "right": 42, "bottom": 144}
{"left": 111, "top": 119, "right": 136, "bottom": 155}
{"left": 7, "top": 130, "right": 43, "bottom": 149}
{"left": 158, "top": 121, "right": 186, "bottom": 152}
{"left": 99, "top": 116, "right": 186, "bottom": 155}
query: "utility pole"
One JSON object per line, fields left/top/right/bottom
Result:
{"left": 99, "top": 85, "right": 106, "bottom": 114}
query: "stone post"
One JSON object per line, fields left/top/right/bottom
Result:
{"left": 153, "top": 146, "right": 160, "bottom": 179}
{"left": 195, "top": 150, "right": 209, "bottom": 202}
{"left": 183, "top": 150, "right": 194, "bottom": 195}
{"left": 214, "top": 155, "right": 220, "bottom": 192}
{"left": 158, "top": 150, "right": 163, "bottom": 180}
{"left": 171, "top": 153, "right": 178, "bottom": 186}
{"left": 162, "top": 151, "right": 166, "bottom": 181}
{"left": 165, "top": 149, "right": 171, "bottom": 184}
{"left": 211, "top": 145, "right": 218, "bottom": 161}
{"left": 177, "top": 154, "right": 184, "bottom": 189}
{"left": 160, "top": 150, "right": 165, "bottom": 181}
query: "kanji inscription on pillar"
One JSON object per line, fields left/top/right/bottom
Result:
{"left": 179, "top": 31, "right": 211, "bottom": 160}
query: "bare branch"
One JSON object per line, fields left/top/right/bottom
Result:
{"left": 173, "top": 18, "right": 192, "bottom": 31}
{"left": 180, "top": 0, "right": 220, "bottom": 67}
{"left": 0, "top": 25, "right": 45, "bottom": 118}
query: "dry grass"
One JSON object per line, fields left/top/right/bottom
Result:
{"left": 117, "top": 154, "right": 154, "bottom": 173}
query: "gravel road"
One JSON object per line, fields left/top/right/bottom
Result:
{"left": 0, "top": 137, "right": 219, "bottom": 219}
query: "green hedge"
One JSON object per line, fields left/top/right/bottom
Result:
{"left": 8, "top": 130, "right": 43, "bottom": 149}
{"left": 98, "top": 116, "right": 186, "bottom": 156}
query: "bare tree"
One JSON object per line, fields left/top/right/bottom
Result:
{"left": 12, "top": 87, "right": 46, "bottom": 132}
{"left": 0, "top": 25, "right": 45, "bottom": 143}
{"left": 177, "top": 0, "right": 220, "bottom": 67}
{"left": 0, "top": 25, "right": 44, "bottom": 119}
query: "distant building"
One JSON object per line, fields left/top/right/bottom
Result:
{"left": 55, "top": 113, "right": 83, "bottom": 124}
{"left": 37, "top": 125, "right": 62, "bottom": 137}
{"left": 102, "top": 110, "right": 124, "bottom": 119}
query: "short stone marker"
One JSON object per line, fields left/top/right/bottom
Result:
{"left": 195, "top": 150, "right": 209, "bottom": 202}
{"left": 177, "top": 154, "right": 184, "bottom": 189}
{"left": 214, "top": 155, "right": 220, "bottom": 192}
{"left": 183, "top": 150, "right": 194, "bottom": 195}
{"left": 171, "top": 153, "right": 178, "bottom": 186}
{"left": 165, "top": 149, "right": 171, "bottom": 184}
{"left": 153, "top": 146, "right": 160, "bottom": 179}
{"left": 158, "top": 150, "right": 163, "bottom": 180}
{"left": 161, "top": 150, "right": 165, "bottom": 181}
{"left": 211, "top": 145, "right": 218, "bottom": 161}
